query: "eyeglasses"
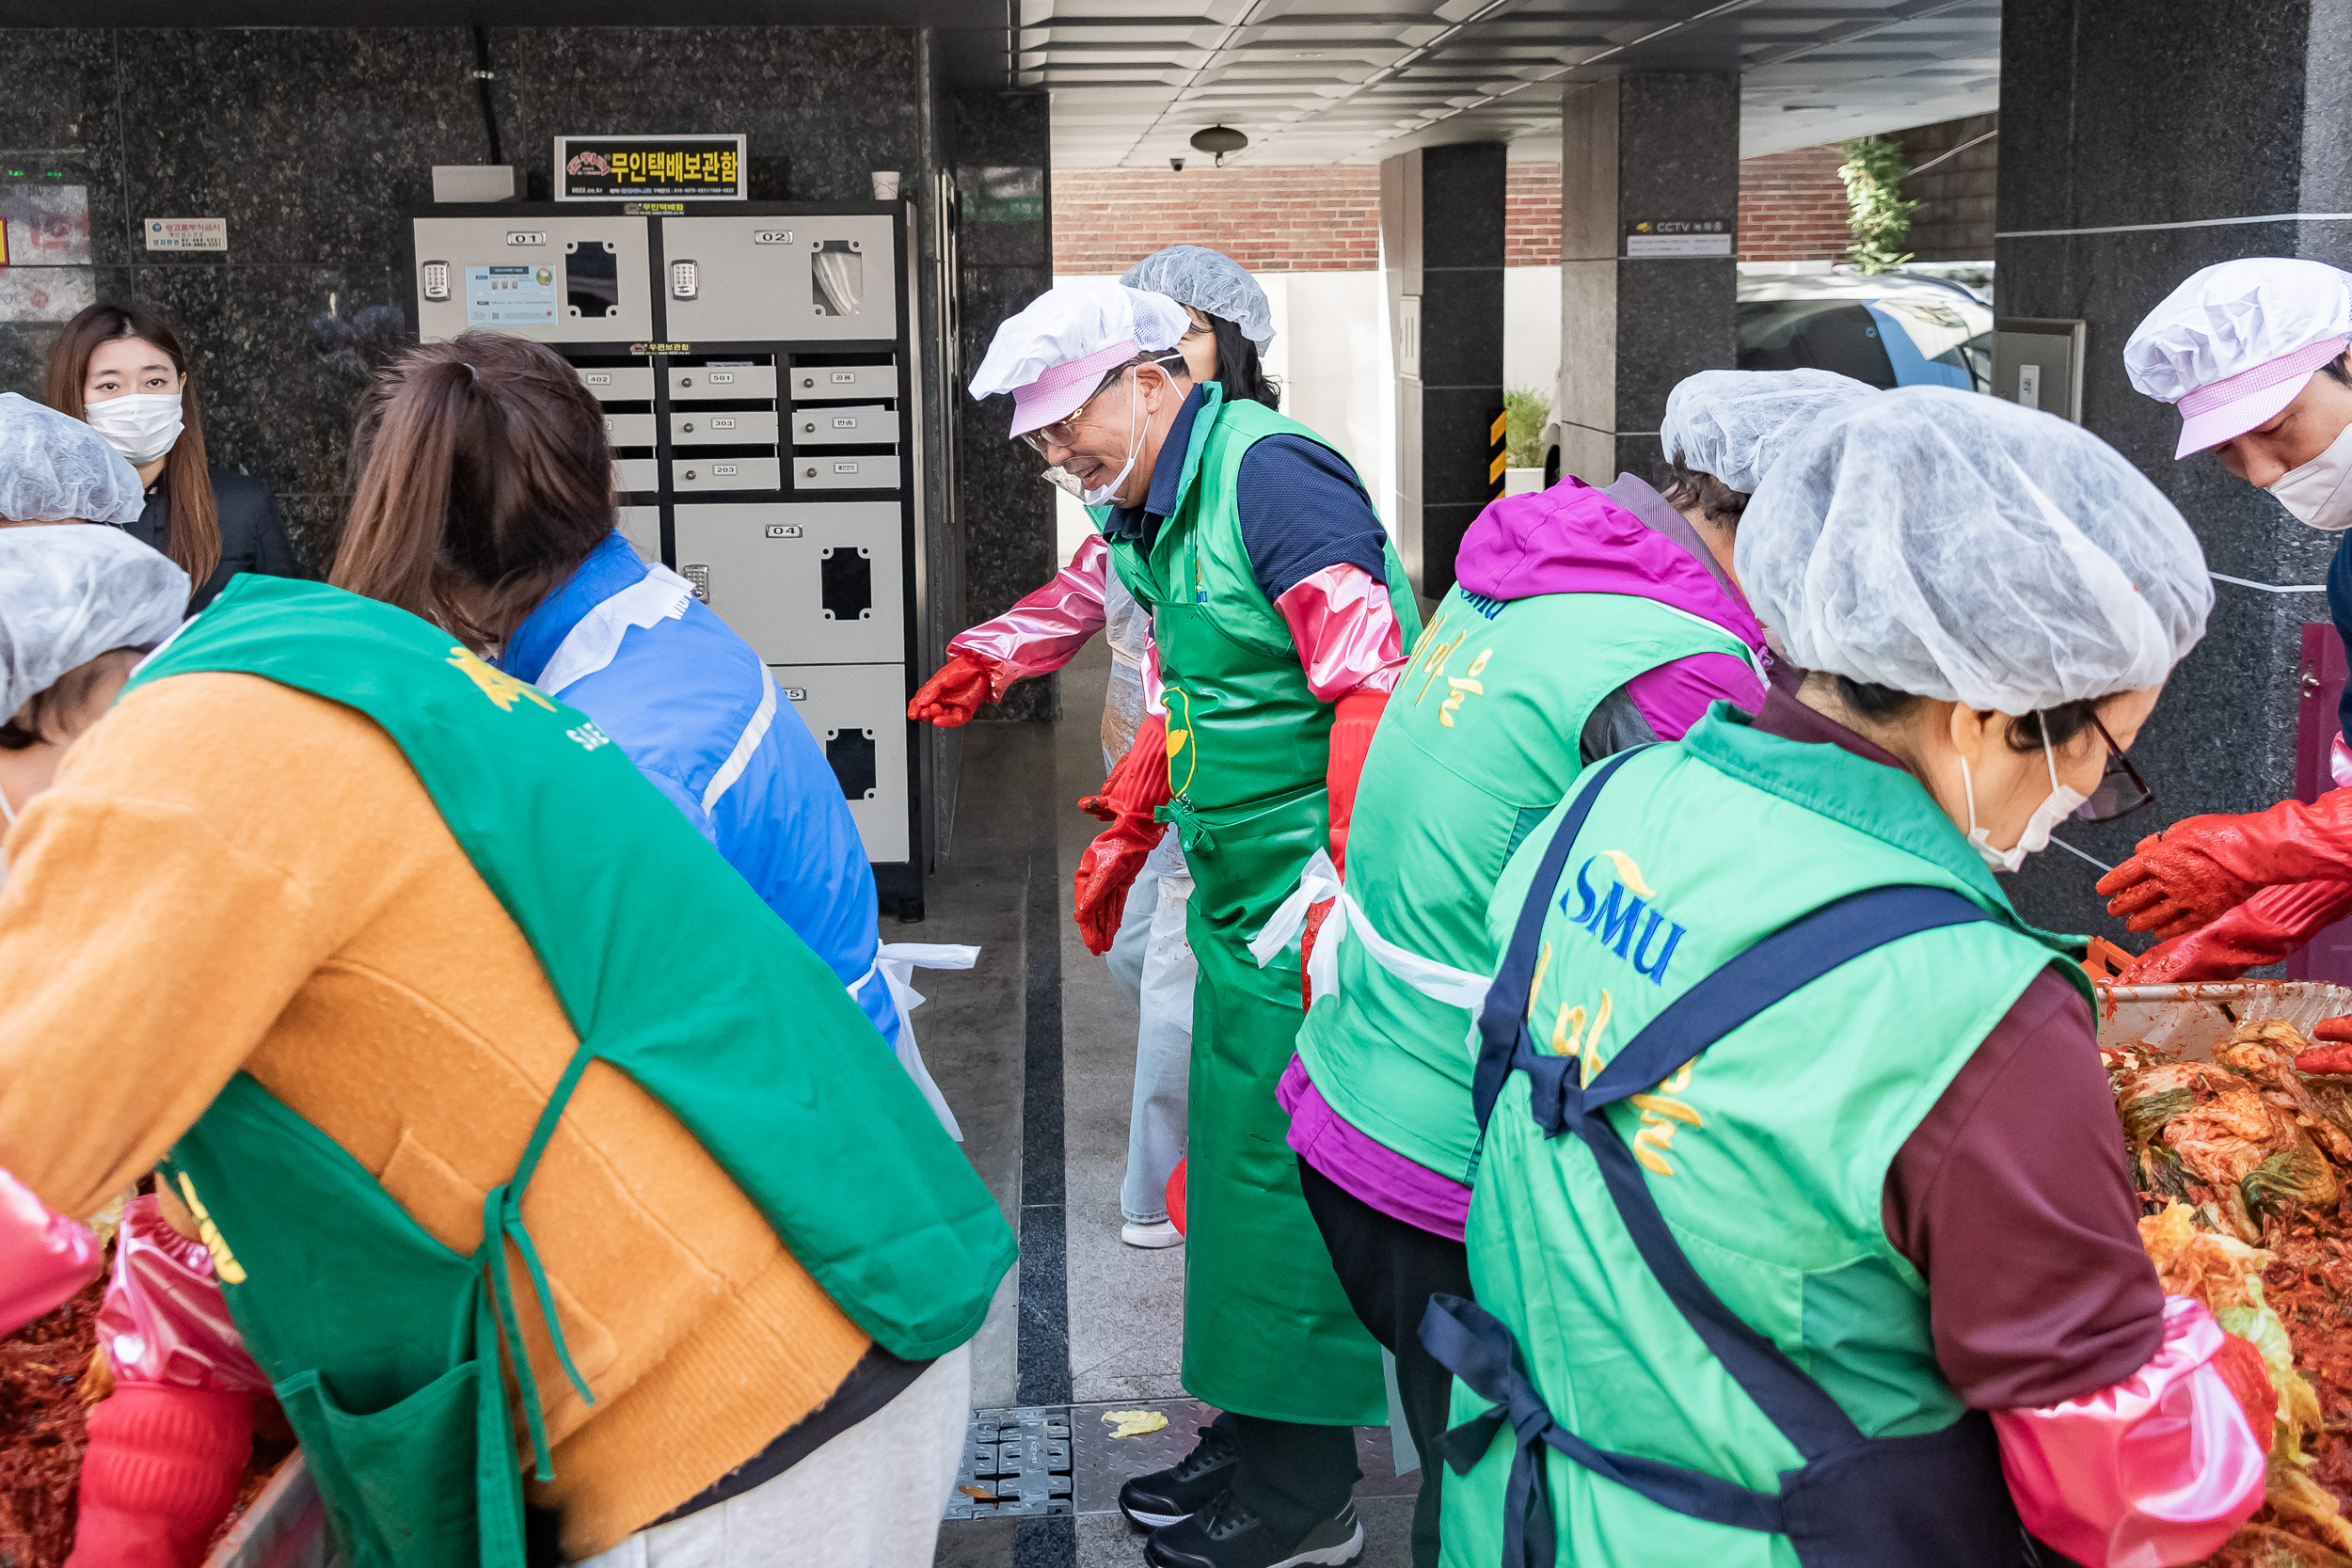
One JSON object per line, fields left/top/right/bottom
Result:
{"left": 1019, "top": 367, "right": 1136, "bottom": 455}
{"left": 2074, "top": 712, "right": 2153, "bottom": 822}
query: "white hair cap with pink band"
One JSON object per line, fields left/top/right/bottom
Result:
{"left": 2125, "top": 257, "right": 2352, "bottom": 458}
{"left": 967, "top": 280, "right": 1191, "bottom": 438}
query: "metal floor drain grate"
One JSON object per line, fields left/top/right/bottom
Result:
{"left": 943, "top": 1404, "right": 1074, "bottom": 1520}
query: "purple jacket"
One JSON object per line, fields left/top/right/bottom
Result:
{"left": 1454, "top": 471, "right": 1769, "bottom": 736}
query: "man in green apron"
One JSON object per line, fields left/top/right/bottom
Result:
{"left": 1269, "top": 370, "right": 1872, "bottom": 1568}
{"left": 0, "top": 577, "right": 1015, "bottom": 1567}
{"left": 1429, "top": 389, "right": 2266, "bottom": 1566}
{"left": 970, "top": 280, "right": 1420, "bottom": 1568}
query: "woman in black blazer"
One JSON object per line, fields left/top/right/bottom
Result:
{"left": 47, "top": 304, "right": 299, "bottom": 610}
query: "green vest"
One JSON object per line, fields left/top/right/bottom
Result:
{"left": 1295, "top": 585, "right": 1751, "bottom": 1180}
{"left": 1104, "top": 386, "right": 1421, "bottom": 1421}
{"left": 132, "top": 578, "right": 1017, "bottom": 1568}
{"left": 1441, "top": 708, "right": 2082, "bottom": 1568}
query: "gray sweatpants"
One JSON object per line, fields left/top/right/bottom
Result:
{"left": 576, "top": 1344, "right": 971, "bottom": 1567}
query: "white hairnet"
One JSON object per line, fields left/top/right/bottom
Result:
{"left": 0, "top": 524, "right": 187, "bottom": 722}
{"left": 1737, "top": 387, "right": 2211, "bottom": 713}
{"left": 1660, "top": 369, "right": 1877, "bottom": 494}
{"left": 0, "top": 394, "right": 145, "bottom": 526}
{"left": 967, "top": 281, "right": 1190, "bottom": 400}
{"left": 1120, "top": 246, "right": 1276, "bottom": 354}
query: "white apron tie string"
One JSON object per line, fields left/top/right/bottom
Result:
{"left": 1249, "top": 848, "right": 1490, "bottom": 1016}
{"left": 851, "top": 943, "right": 977, "bottom": 1142}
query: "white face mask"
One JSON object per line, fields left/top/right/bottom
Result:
{"left": 1961, "top": 732, "right": 2090, "bottom": 875}
{"left": 86, "top": 391, "right": 184, "bottom": 467}
{"left": 2267, "top": 421, "right": 2352, "bottom": 531}
{"left": 0, "top": 783, "right": 15, "bottom": 895}
{"left": 1076, "top": 373, "right": 1144, "bottom": 509}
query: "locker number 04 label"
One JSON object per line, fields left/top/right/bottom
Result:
{"left": 765, "top": 525, "right": 803, "bottom": 539}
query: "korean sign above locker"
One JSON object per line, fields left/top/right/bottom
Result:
{"left": 556, "top": 135, "right": 746, "bottom": 201}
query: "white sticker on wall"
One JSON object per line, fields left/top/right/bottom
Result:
{"left": 144, "top": 218, "right": 228, "bottom": 251}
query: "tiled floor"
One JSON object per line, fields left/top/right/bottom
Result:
{"left": 926, "top": 643, "right": 1421, "bottom": 1567}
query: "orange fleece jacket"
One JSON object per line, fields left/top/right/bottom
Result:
{"left": 0, "top": 673, "right": 873, "bottom": 1560}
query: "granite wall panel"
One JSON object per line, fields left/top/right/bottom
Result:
{"left": 0, "top": 24, "right": 1001, "bottom": 607}
{"left": 948, "top": 89, "right": 1055, "bottom": 726}
{"left": 1996, "top": 0, "right": 2348, "bottom": 949}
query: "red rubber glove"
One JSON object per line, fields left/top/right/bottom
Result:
{"left": 66, "top": 1384, "right": 256, "bottom": 1568}
{"left": 1074, "top": 717, "right": 1171, "bottom": 956}
{"left": 2297, "top": 1034, "right": 2352, "bottom": 1070}
{"left": 907, "top": 651, "right": 1009, "bottom": 727}
{"left": 2100, "top": 789, "right": 2352, "bottom": 940}
{"left": 1325, "top": 689, "right": 1386, "bottom": 874}
{"left": 1166, "top": 1159, "right": 1187, "bottom": 1236}
{"left": 1079, "top": 714, "right": 1168, "bottom": 824}
{"left": 2119, "top": 879, "right": 2352, "bottom": 984}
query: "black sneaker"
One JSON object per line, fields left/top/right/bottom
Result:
{"left": 1119, "top": 1417, "right": 1243, "bottom": 1528}
{"left": 1143, "top": 1491, "right": 1363, "bottom": 1568}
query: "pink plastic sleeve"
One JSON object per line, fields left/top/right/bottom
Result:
{"left": 2333, "top": 730, "right": 2352, "bottom": 791}
{"left": 0, "top": 1166, "right": 100, "bottom": 1335}
{"left": 1275, "top": 564, "right": 1407, "bottom": 703}
{"left": 1990, "top": 1295, "right": 2267, "bottom": 1568}
{"left": 948, "top": 533, "right": 1110, "bottom": 683}
{"left": 98, "top": 1196, "right": 270, "bottom": 1396}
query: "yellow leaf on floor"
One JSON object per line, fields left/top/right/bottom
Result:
{"left": 958, "top": 1485, "right": 999, "bottom": 1501}
{"left": 1102, "top": 1409, "right": 1169, "bottom": 1438}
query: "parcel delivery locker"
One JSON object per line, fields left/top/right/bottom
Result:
{"left": 671, "top": 503, "right": 902, "bottom": 664}
{"left": 789, "top": 404, "right": 898, "bottom": 446}
{"left": 616, "top": 506, "right": 662, "bottom": 563}
{"left": 770, "top": 664, "right": 911, "bottom": 863}
{"left": 412, "top": 215, "right": 655, "bottom": 345}
{"left": 660, "top": 214, "right": 898, "bottom": 343}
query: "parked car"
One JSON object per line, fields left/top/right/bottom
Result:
{"left": 1736, "top": 270, "right": 1993, "bottom": 392}
{"left": 1538, "top": 268, "right": 1994, "bottom": 485}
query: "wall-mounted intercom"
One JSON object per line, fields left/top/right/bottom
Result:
{"left": 407, "top": 198, "right": 923, "bottom": 908}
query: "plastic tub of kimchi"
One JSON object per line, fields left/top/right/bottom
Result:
{"left": 202, "top": 1452, "right": 338, "bottom": 1568}
{"left": 2094, "top": 980, "right": 2352, "bottom": 1059}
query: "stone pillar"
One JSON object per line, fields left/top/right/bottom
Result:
{"left": 1381, "top": 142, "right": 1505, "bottom": 601}
{"left": 1553, "top": 73, "right": 1739, "bottom": 485}
{"left": 1995, "top": 0, "right": 2352, "bottom": 942}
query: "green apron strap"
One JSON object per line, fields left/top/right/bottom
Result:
{"left": 478, "top": 1042, "right": 602, "bottom": 1481}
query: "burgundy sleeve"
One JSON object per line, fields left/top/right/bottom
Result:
{"left": 1881, "top": 967, "right": 2166, "bottom": 1410}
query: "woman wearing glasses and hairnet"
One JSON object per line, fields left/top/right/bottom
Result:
{"left": 1423, "top": 389, "right": 2267, "bottom": 1568}
{"left": 907, "top": 247, "right": 1279, "bottom": 1253}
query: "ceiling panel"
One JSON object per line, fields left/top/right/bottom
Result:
{"left": 1027, "top": 0, "right": 1995, "bottom": 165}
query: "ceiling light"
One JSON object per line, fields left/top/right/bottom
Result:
{"left": 1189, "top": 125, "right": 1250, "bottom": 166}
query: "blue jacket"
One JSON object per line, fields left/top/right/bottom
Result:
{"left": 501, "top": 533, "right": 898, "bottom": 1043}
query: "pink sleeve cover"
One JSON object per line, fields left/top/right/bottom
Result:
{"left": 0, "top": 1166, "right": 100, "bottom": 1335}
{"left": 98, "top": 1196, "right": 270, "bottom": 1396}
{"left": 948, "top": 532, "right": 1110, "bottom": 684}
{"left": 1991, "top": 1296, "right": 2266, "bottom": 1568}
{"left": 1275, "top": 564, "right": 1407, "bottom": 703}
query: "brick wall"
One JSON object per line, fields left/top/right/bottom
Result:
{"left": 1050, "top": 161, "right": 1564, "bottom": 273}
{"left": 1507, "top": 163, "right": 1561, "bottom": 266}
{"left": 1737, "top": 143, "right": 1851, "bottom": 261}
{"left": 1051, "top": 166, "right": 1381, "bottom": 274}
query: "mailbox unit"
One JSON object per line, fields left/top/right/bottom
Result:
{"left": 408, "top": 200, "right": 924, "bottom": 911}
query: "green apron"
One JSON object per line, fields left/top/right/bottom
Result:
{"left": 1106, "top": 386, "right": 1422, "bottom": 1424}
{"left": 1295, "top": 585, "right": 1753, "bottom": 1181}
{"left": 131, "top": 578, "right": 1017, "bottom": 1567}
{"left": 1438, "top": 710, "right": 2084, "bottom": 1567}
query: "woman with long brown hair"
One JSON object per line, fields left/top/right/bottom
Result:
{"left": 46, "top": 303, "right": 299, "bottom": 610}
{"left": 331, "top": 331, "right": 928, "bottom": 1075}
